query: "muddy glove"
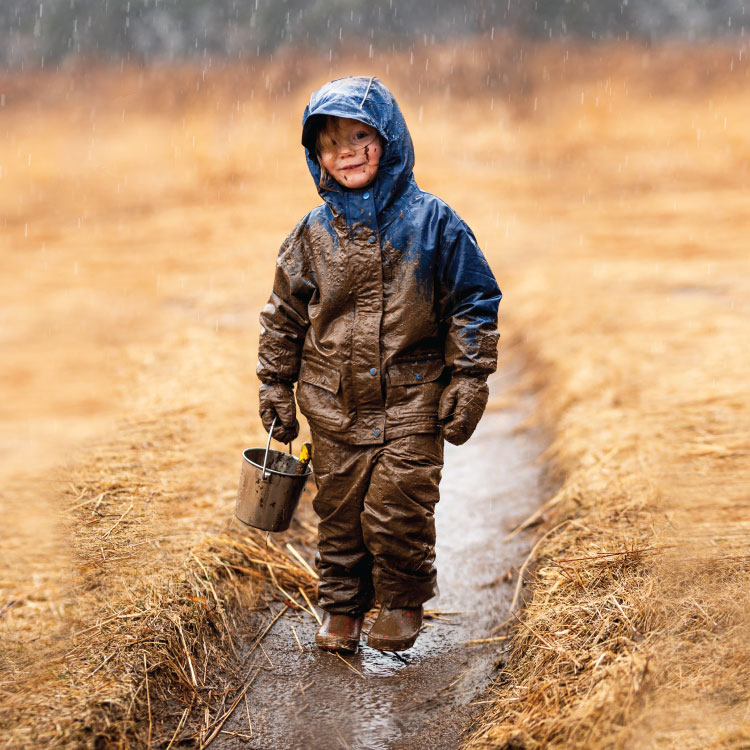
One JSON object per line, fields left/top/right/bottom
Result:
{"left": 438, "top": 374, "right": 489, "bottom": 446}
{"left": 259, "top": 382, "right": 300, "bottom": 443}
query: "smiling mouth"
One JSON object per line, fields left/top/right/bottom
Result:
{"left": 340, "top": 163, "right": 365, "bottom": 171}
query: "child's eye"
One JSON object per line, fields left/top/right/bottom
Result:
{"left": 353, "top": 131, "right": 368, "bottom": 141}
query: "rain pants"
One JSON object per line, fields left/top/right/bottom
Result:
{"left": 257, "top": 76, "right": 501, "bottom": 612}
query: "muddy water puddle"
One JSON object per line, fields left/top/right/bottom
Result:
{"left": 219, "top": 369, "right": 545, "bottom": 750}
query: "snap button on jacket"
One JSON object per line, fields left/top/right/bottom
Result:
{"left": 257, "top": 77, "right": 502, "bottom": 445}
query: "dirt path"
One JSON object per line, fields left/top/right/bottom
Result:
{"left": 218, "top": 366, "right": 545, "bottom": 750}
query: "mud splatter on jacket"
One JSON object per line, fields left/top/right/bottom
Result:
{"left": 257, "top": 76, "right": 501, "bottom": 445}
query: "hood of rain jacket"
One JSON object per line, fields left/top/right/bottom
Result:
{"left": 257, "top": 76, "right": 501, "bottom": 445}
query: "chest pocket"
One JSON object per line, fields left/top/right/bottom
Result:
{"left": 385, "top": 358, "right": 446, "bottom": 418}
{"left": 296, "top": 359, "right": 349, "bottom": 429}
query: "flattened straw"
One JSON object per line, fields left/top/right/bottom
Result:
{"left": 275, "top": 582, "right": 297, "bottom": 606}
{"left": 103, "top": 502, "right": 134, "bottom": 538}
{"left": 510, "top": 520, "right": 570, "bottom": 613}
{"left": 503, "top": 491, "right": 565, "bottom": 542}
{"left": 264, "top": 562, "right": 279, "bottom": 589}
{"left": 176, "top": 622, "right": 198, "bottom": 687}
{"left": 68, "top": 491, "right": 106, "bottom": 512}
{"left": 87, "top": 650, "right": 117, "bottom": 679}
{"left": 510, "top": 611, "right": 557, "bottom": 652}
{"left": 199, "top": 666, "right": 262, "bottom": 749}
{"left": 243, "top": 693, "right": 252, "bottom": 735}
{"left": 556, "top": 546, "right": 667, "bottom": 563}
{"left": 298, "top": 586, "right": 322, "bottom": 625}
{"left": 334, "top": 651, "right": 364, "bottom": 677}
{"left": 284, "top": 592, "right": 317, "bottom": 621}
{"left": 244, "top": 604, "right": 289, "bottom": 662}
{"left": 294, "top": 702, "right": 311, "bottom": 719}
{"left": 458, "top": 635, "right": 510, "bottom": 645}
{"left": 143, "top": 654, "right": 152, "bottom": 750}
{"left": 291, "top": 625, "right": 304, "bottom": 653}
{"left": 286, "top": 542, "right": 319, "bottom": 579}
{"left": 165, "top": 705, "right": 190, "bottom": 750}
{"left": 258, "top": 641, "right": 274, "bottom": 669}
{"left": 610, "top": 593, "right": 638, "bottom": 635}
{"left": 71, "top": 610, "right": 141, "bottom": 638}
{"left": 246, "top": 558, "right": 297, "bottom": 571}
{"left": 336, "top": 728, "right": 352, "bottom": 749}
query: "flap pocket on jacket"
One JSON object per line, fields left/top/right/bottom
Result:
{"left": 387, "top": 358, "right": 445, "bottom": 387}
{"left": 299, "top": 359, "right": 341, "bottom": 395}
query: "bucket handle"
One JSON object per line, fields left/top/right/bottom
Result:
{"left": 261, "top": 417, "right": 276, "bottom": 480}
{"left": 261, "top": 417, "right": 293, "bottom": 481}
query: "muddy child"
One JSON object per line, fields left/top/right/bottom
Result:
{"left": 256, "top": 76, "right": 501, "bottom": 652}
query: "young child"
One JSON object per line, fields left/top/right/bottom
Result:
{"left": 257, "top": 76, "right": 501, "bottom": 652}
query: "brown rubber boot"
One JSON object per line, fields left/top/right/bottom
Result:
{"left": 315, "top": 612, "right": 364, "bottom": 653}
{"left": 367, "top": 606, "right": 423, "bottom": 651}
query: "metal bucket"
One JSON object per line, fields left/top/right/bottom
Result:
{"left": 235, "top": 419, "right": 313, "bottom": 532}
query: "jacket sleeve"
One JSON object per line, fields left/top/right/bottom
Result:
{"left": 438, "top": 215, "right": 502, "bottom": 377}
{"left": 256, "top": 228, "right": 315, "bottom": 385}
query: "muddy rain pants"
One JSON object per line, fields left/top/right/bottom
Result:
{"left": 310, "top": 431, "right": 444, "bottom": 615}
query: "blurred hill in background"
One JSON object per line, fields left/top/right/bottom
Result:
{"left": 1, "top": 0, "right": 748, "bottom": 68}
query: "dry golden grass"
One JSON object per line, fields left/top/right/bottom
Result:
{"left": 0, "top": 39, "right": 748, "bottom": 746}
{"left": 455, "top": 42, "right": 750, "bottom": 750}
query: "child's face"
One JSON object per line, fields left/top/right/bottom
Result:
{"left": 318, "top": 118, "right": 382, "bottom": 190}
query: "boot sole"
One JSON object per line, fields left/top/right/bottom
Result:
{"left": 315, "top": 633, "right": 359, "bottom": 653}
{"left": 367, "top": 632, "right": 419, "bottom": 652}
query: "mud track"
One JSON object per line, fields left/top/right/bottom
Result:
{"left": 218, "top": 365, "right": 545, "bottom": 750}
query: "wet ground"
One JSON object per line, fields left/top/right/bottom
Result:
{"left": 219, "top": 368, "right": 545, "bottom": 750}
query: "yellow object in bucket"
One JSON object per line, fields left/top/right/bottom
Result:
{"left": 235, "top": 418, "right": 313, "bottom": 532}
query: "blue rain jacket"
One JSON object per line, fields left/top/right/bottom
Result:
{"left": 257, "top": 76, "right": 501, "bottom": 445}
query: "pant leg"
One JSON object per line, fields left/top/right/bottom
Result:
{"left": 310, "top": 431, "right": 376, "bottom": 615}
{"left": 362, "top": 433, "right": 444, "bottom": 609}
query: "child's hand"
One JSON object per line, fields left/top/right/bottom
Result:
{"left": 259, "top": 383, "right": 300, "bottom": 443}
{"left": 438, "top": 374, "right": 489, "bottom": 446}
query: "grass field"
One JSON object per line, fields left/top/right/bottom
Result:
{"left": 1, "top": 39, "right": 748, "bottom": 747}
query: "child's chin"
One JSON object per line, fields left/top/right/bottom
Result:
{"left": 342, "top": 175, "right": 374, "bottom": 189}
{"left": 334, "top": 170, "right": 375, "bottom": 190}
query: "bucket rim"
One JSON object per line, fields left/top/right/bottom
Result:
{"left": 241, "top": 447, "right": 313, "bottom": 478}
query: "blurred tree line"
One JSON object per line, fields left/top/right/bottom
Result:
{"left": 1, "top": 0, "right": 747, "bottom": 67}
